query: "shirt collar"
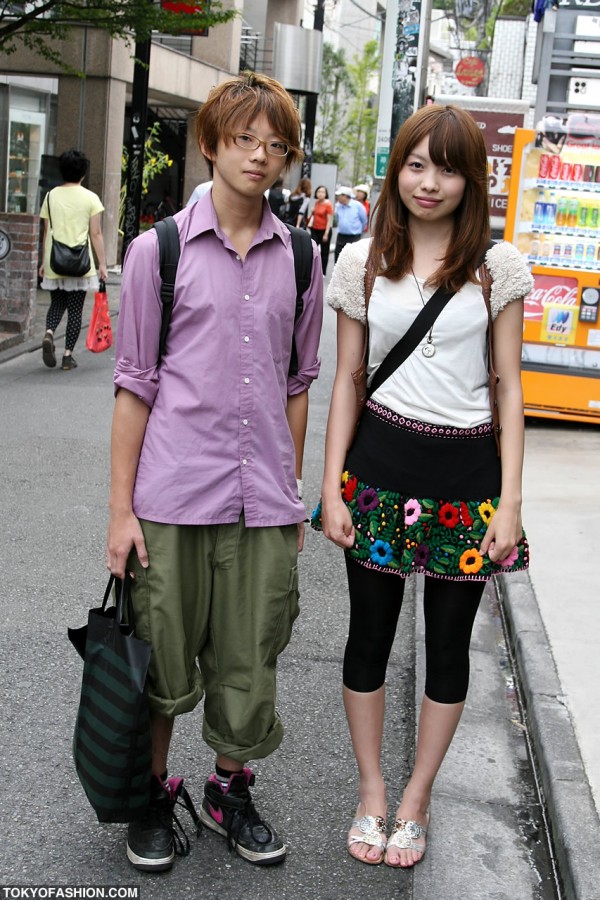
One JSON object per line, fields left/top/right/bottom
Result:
{"left": 186, "top": 192, "right": 290, "bottom": 248}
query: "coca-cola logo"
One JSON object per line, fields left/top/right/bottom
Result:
{"left": 524, "top": 276, "right": 578, "bottom": 320}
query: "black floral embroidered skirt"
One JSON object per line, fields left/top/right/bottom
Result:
{"left": 312, "top": 399, "right": 529, "bottom": 581}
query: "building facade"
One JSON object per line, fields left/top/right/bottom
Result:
{"left": 0, "top": 0, "right": 305, "bottom": 265}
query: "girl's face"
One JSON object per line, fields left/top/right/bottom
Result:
{"left": 316, "top": 187, "right": 327, "bottom": 200}
{"left": 397, "top": 135, "right": 466, "bottom": 226}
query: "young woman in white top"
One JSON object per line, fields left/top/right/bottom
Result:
{"left": 313, "top": 104, "right": 532, "bottom": 869}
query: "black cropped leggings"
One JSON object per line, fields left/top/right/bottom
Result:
{"left": 343, "top": 558, "right": 485, "bottom": 704}
{"left": 46, "top": 288, "right": 86, "bottom": 352}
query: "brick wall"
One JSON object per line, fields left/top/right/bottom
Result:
{"left": 0, "top": 212, "right": 39, "bottom": 343}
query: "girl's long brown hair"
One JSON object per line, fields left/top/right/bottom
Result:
{"left": 371, "top": 104, "right": 490, "bottom": 291}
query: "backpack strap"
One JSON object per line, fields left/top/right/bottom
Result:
{"left": 286, "top": 224, "right": 313, "bottom": 377}
{"left": 153, "top": 216, "right": 180, "bottom": 366}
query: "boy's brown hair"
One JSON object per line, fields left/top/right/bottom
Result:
{"left": 196, "top": 72, "right": 303, "bottom": 170}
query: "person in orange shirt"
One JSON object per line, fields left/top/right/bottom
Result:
{"left": 308, "top": 185, "right": 334, "bottom": 274}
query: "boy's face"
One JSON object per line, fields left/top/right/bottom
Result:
{"left": 203, "top": 113, "right": 288, "bottom": 202}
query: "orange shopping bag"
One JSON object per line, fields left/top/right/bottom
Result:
{"left": 86, "top": 281, "right": 113, "bottom": 353}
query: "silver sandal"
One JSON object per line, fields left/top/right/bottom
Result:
{"left": 385, "top": 817, "right": 428, "bottom": 867}
{"left": 347, "top": 814, "right": 387, "bottom": 865}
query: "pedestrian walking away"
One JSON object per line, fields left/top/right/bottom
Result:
{"left": 106, "top": 71, "right": 323, "bottom": 875}
{"left": 333, "top": 187, "right": 367, "bottom": 264}
{"left": 312, "top": 104, "right": 533, "bottom": 869}
{"left": 308, "top": 185, "right": 334, "bottom": 275}
{"left": 39, "top": 149, "right": 108, "bottom": 371}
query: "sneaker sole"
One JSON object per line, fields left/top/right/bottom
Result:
{"left": 126, "top": 844, "right": 174, "bottom": 872}
{"left": 199, "top": 806, "right": 287, "bottom": 865}
{"left": 42, "top": 338, "right": 56, "bottom": 368}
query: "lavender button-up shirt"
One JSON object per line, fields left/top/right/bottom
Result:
{"left": 114, "top": 195, "right": 323, "bottom": 527}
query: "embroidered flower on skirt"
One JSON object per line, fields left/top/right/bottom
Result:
{"left": 311, "top": 471, "right": 530, "bottom": 581}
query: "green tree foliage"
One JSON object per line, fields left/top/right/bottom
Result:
{"left": 314, "top": 42, "right": 352, "bottom": 167}
{"left": 0, "top": 0, "right": 237, "bottom": 71}
{"left": 343, "top": 39, "right": 380, "bottom": 185}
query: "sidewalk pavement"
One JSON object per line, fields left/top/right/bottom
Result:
{"left": 1, "top": 278, "right": 599, "bottom": 900}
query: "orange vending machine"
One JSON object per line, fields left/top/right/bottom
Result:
{"left": 504, "top": 120, "right": 600, "bottom": 423}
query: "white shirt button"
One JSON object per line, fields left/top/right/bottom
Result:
{"left": 244, "top": 294, "right": 250, "bottom": 301}
{"left": 243, "top": 336, "right": 250, "bottom": 343}
{"left": 242, "top": 419, "right": 249, "bottom": 426}
{"left": 242, "top": 458, "right": 248, "bottom": 465}
{"left": 243, "top": 377, "right": 250, "bottom": 384}
{"left": 236, "top": 255, "right": 241, "bottom": 260}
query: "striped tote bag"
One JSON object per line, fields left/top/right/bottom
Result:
{"left": 68, "top": 574, "right": 152, "bottom": 823}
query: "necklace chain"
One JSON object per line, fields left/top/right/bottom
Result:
{"left": 411, "top": 268, "right": 435, "bottom": 358}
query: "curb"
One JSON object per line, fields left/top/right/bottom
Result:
{"left": 499, "top": 571, "right": 600, "bottom": 900}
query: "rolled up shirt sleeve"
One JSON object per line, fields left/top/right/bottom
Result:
{"left": 287, "top": 243, "right": 323, "bottom": 395}
{"left": 114, "top": 230, "right": 164, "bottom": 407}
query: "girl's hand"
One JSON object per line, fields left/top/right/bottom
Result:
{"left": 321, "top": 495, "right": 355, "bottom": 549}
{"left": 480, "top": 504, "right": 522, "bottom": 563}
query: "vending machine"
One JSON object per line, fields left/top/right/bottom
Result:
{"left": 504, "top": 118, "right": 600, "bottom": 423}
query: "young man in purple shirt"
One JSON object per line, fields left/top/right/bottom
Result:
{"left": 106, "top": 73, "right": 323, "bottom": 872}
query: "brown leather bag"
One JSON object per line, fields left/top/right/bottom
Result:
{"left": 480, "top": 262, "right": 501, "bottom": 456}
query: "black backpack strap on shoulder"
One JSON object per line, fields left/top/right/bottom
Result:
{"left": 286, "top": 224, "right": 313, "bottom": 377}
{"left": 153, "top": 216, "right": 180, "bottom": 366}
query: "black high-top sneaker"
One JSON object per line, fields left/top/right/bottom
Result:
{"left": 200, "top": 768, "right": 286, "bottom": 865}
{"left": 127, "top": 774, "right": 200, "bottom": 872}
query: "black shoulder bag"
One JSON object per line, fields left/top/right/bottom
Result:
{"left": 47, "top": 190, "right": 91, "bottom": 278}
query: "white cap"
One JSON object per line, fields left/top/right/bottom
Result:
{"left": 335, "top": 186, "right": 353, "bottom": 197}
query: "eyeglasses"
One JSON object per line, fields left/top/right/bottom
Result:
{"left": 233, "top": 133, "right": 289, "bottom": 157}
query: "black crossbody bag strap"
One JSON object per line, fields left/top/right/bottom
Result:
{"left": 367, "top": 284, "right": 456, "bottom": 398}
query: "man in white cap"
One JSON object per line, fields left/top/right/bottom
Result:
{"left": 334, "top": 187, "right": 367, "bottom": 263}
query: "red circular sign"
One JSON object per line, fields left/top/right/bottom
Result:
{"left": 455, "top": 57, "right": 485, "bottom": 87}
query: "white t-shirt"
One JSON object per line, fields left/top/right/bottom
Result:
{"left": 327, "top": 238, "right": 533, "bottom": 430}
{"left": 367, "top": 275, "right": 490, "bottom": 427}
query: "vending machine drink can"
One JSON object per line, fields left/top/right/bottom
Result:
{"left": 590, "top": 205, "right": 599, "bottom": 229}
{"left": 539, "top": 154, "right": 551, "bottom": 179}
{"left": 549, "top": 155, "right": 562, "bottom": 179}
{"left": 575, "top": 243, "right": 585, "bottom": 260}
{"left": 584, "top": 164, "right": 595, "bottom": 182}
{"left": 563, "top": 243, "right": 573, "bottom": 259}
{"left": 552, "top": 242, "right": 562, "bottom": 258}
{"left": 571, "top": 163, "right": 583, "bottom": 182}
{"left": 578, "top": 204, "right": 589, "bottom": 227}
{"left": 585, "top": 243, "right": 596, "bottom": 264}
{"left": 541, "top": 240, "right": 552, "bottom": 257}
{"left": 560, "top": 161, "right": 572, "bottom": 181}
{"left": 595, "top": 165, "right": 600, "bottom": 183}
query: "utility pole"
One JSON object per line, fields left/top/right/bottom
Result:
{"left": 301, "top": 0, "right": 325, "bottom": 180}
{"left": 121, "top": 34, "right": 151, "bottom": 264}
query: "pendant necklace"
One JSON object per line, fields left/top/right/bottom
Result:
{"left": 412, "top": 268, "right": 435, "bottom": 358}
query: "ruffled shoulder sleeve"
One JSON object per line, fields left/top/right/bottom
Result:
{"left": 326, "top": 238, "right": 371, "bottom": 324}
{"left": 485, "top": 241, "right": 534, "bottom": 320}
